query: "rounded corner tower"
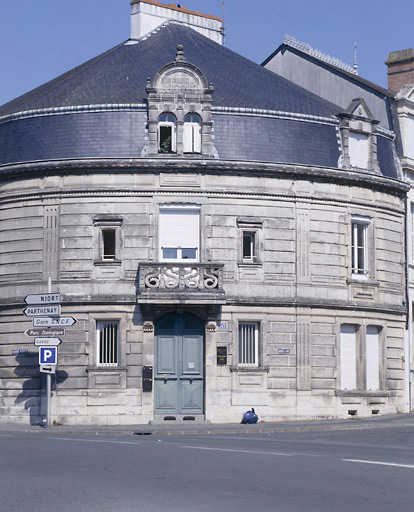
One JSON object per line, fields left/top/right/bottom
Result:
{"left": 0, "top": 1, "right": 409, "bottom": 426}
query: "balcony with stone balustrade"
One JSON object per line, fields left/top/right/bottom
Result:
{"left": 138, "top": 263, "right": 226, "bottom": 304}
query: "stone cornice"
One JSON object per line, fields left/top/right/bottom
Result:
{"left": 0, "top": 158, "right": 409, "bottom": 194}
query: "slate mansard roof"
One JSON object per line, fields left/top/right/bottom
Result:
{"left": 0, "top": 22, "right": 400, "bottom": 180}
{"left": 0, "top": 23, "right": 341, "bottom": 117}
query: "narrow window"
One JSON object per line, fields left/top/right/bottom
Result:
{"left": 340, "top": 324, "right": 357, "bottom": 390}
{"left": 349, "top": 132, "right": 369, "bottom": 168}
{"left": 411, "top": 203, "right": 414, "bottom": 264}
{"left": 242, "top": 232, "right": 255, "bottom": 261}
{"left": 159, "top": 205, "right": 200, "bottom": 262}
{"left": 366, "top": 326, "right": 380, "bottom": 390}
{"left": 102, "top": 229, "right": 116, "bottom": 260}
{"left": 158, "top": 113, "right": 176, "bottom": 153}
{"left": 239, "top": 322, "right": 259, "bottom": 366}
{"left": 97, "top": 321, "right": 119, "bottom": 366}
{"left": 183, "top": 113, "right": 202, "bottom": 153}
{"left": 351, "top": 217, "right": 370, "bottom": 278}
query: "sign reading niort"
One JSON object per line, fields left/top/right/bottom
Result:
{"left": 25, "top": 293, "right": 61, "bottom": 305}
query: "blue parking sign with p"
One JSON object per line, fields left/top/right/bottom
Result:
{"left": 39, "top": 346, "right": 57, "bottom": 365}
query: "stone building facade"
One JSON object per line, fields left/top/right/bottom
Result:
{"left": 0, "top": 1, "right": 409, "bottom": 425}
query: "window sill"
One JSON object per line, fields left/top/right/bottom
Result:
{"left": 335, "top": 390, "right": 389, "bottom": 397}
{"left": 94, "top": 260, "right": 122, "bottom": 266}
{"left": 238, "top": 261, "right": 262, "bottom": 267}
{"left": 86, "top": 366, "right": 127, "bottom": 372}
{"left": 347, "top": 277, "right": 379, "bottom": 287}
{"left": 230, "top": 366, "right": 269, "bottom": 373}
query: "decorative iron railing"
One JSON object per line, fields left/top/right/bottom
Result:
{"left": 138, "top": 263, "right": 224, "bottom": 300}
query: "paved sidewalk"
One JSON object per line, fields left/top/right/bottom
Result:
{"left": 0, "top": 413, "right": 413, "bottom": 436}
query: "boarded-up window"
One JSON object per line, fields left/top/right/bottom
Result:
{"left": 366, "top": 326, "right": 380, "bottom": 390}
{"left": 159, "top": 205, "right": 200, "bottom": 261}
{"left": 340, "top": 324, "right": 357, "bottom": 390}
{"left": 349, "top": 132, "right": 369, "bottom": 168}
{"left": 97, "top": 321, "right": 118, "bottom": 366}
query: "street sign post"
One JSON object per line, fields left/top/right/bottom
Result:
{"left": 39, "top": 365, "right": 56, "bottom": 374}
{"left": 34, "top": 338, "right": 61, "bottom": 346}
{"left": 39, "top": 346, "right": 57, "bottom": 365}
{"left": 23, "top": 305, "right": 61, "bottom": 317}
{"left": 25, "top": 328, "right": 65, "bottom": 337}
{"left": 33, "top": 316, "right": 77, "bottom": 327}
{"left": 25, "top": 293, "right": 61, "bottom": 305}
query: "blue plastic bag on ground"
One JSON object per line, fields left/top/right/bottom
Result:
{"left": 241, "top": 408, "right": 258, "bottom": 424}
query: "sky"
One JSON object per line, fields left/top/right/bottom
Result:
{"left": 1, "top": 0, "right": 414, "bottom": 107}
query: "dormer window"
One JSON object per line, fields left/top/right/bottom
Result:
{"left": 338, "top": 98, "right": 379, "bottom": 172}
{"left": 146, "top": 45, "right": 215, "bottom": 158}
{"left": 183, "top": 113, "right": 202, "bottom": 153}
{"left": 158, "top": 113, "right": 176, "bottom": 153}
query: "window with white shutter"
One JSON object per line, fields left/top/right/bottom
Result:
{"left": 159, "top": 205, "right": 200, "bottom": 261}
{"left": 365, "top": 326, "right": 380, "bottom": 390}
{"left": 404, "top": 115, "right": 414, "bottom": 159}
{"left": 183, "top": 113, "right": 202, "bottom": 153}
{"left": 340, "top": 324, "right": 357, "bottom": 390}
{"left": 349, "top": 132, "right": 369, "bottom": 168}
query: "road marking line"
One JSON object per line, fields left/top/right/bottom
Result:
{"left": 45, "top": 437, "right": 140, "bottom": 445}
{"left": 343, "top": 458, "right": 414, "bottom": 469}
{"left": 181, "top": 445, "right": 293, "bottom": 456}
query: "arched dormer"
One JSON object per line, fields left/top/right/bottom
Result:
{"left": 338, "top": 98, "right": 380, "bottom": 172}
{"left": 146, "top": 45, "right": 215, "bottom": 157}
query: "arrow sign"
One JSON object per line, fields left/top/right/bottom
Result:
{"left": 25, "top": 328, "right": 65, "bottom": 337}
{"left": 35, "top": 337, "right": 62, "bottom": 346}
{"left": 39, "top": 365, "right": 56, "bottom": 374}
{"left": 25, "top": 293, "right": 61, "bottom": 305}
{"left": 33, "top": 316, "right": 77, "bottom": 327}
{"left": 24, "top": 305, "right": 61, "bottom": 317}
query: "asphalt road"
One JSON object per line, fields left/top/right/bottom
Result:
{"left": 1, "top": 424, "right": 413, "bottom": 512}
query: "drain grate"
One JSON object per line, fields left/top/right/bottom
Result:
{"left": 183, "top": 416, "right": 195, "bottom": 421}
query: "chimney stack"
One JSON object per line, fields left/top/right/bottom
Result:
{"left": 130, "top": 0, "right": 223, "bottom": 44}
{"left": 386, "top": 49, "right": 414, "bottom": 93}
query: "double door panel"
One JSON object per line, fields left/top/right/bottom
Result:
{"left": 155, "top": 329, "right": 204, "bottom": 414}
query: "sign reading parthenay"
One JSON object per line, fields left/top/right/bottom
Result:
{"left": 23, "top": 305, "right": 61, "bottom": 317}
{"left": 25, "top": 293, "right": 61, "bottom": 305}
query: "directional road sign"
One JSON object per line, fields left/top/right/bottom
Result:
{"left": 33, "top": 316, "right": 77, "bottom": 327}
{"left": 25, "top": 293, "right": 61, "bottom": 305}
{"left": 25, "top": 328, "right": 65, "bottom": 337}
{"left": 24, "top": 305, "right": 61, "bottom": 317}
{"left": 39, "top": 346, "right": 57, "bottom": 365}
{"left": 39, "top": 365, "right": 56, "bottom": 374}
{"left": 35, "top": 338, "right": 61, "bottom": 346}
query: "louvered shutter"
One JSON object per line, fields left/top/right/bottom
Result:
{"left": 366, "top": 326, "right": 380, "bottom": 390}
{"left": 349, "top": 132, "right": 369, "bottom": 168}
{"left": 340, "top": 325, "right": 357, "bottom": 390}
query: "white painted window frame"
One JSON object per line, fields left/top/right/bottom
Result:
{"left": 159, "top": 204, "right": 201, "bottom": 262}
{"left": 351, "top": 216, "right": 371, "bottom": 279}
{"left": 158, "top": 113, "right": 177, "bottom": 153}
